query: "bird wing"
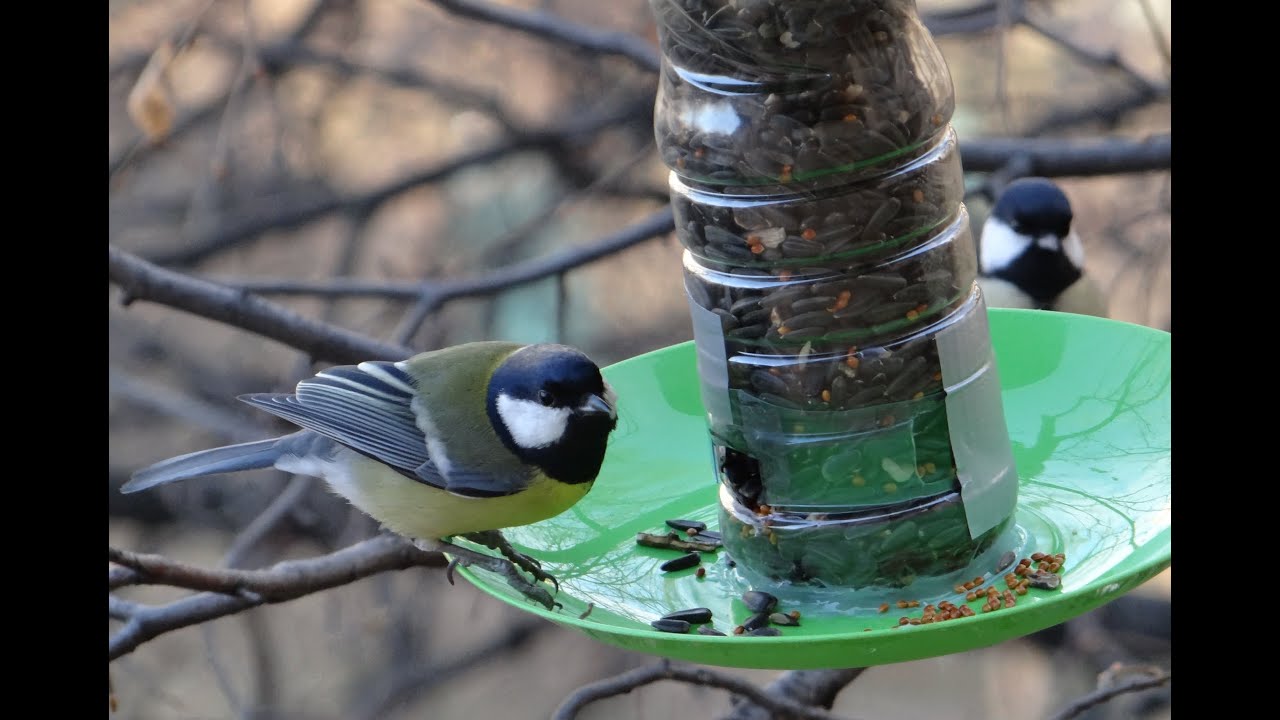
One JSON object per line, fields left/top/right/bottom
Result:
{"left": 240, "top": 361, "right": 521, "bottom": 499}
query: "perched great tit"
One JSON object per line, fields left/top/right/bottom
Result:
{"left": 122, "top": 341, "right": 619, "bottom": 609}
{"left": 977, "top": 177, "right": 1109, "bottom": 317}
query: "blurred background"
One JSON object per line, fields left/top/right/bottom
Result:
{"left": 108, "top": 0, "right": 1171, "bottom": 717}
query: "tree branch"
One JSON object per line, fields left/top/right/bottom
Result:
{"left": 349, "top": 619, "right": 550, "bottom": 720}
{"left": 253, "top": 40, "right": 520, "bottom": 132}
{"left": 142, "top": 97, "right": 651, "bottom": 267}
{"left": 552, "top": 661, "right": 857, "bottom": 720}
{"left": 959, "top": 133, "right": 1170, "bottom": 176}
{"left": 108, "top": 245, "right": 411, "bottom": 364}
{"left": 422, "top": 0, "right": 660, "bottom": 73}
{"left": 219, "top": 207, "right": 675, "bottom": 311}
{"left": 1047, "top": 666, "right": 1170, "bottom": 720}
{"left": 721, "top": 669, "right": 867, "bottom": 720}
{"left": 109, "top": 534, "right": 447, "bottom": 661}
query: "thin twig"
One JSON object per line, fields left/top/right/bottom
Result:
{"left": 253, "top": 40, "right": 520, "bottom": 132}
{"left": 422, "top": 0, "right": 660, "bottom": 72}
{"left": 922, "top": 0, "right": 1022, "bottom": 37}
{"left": 144, "top": 98, "right": 649, "bottom": 267}
{"left": 720, "top": 669, "right": 867, "bottom": 720}
{"left": 109, "top": 535, "right": 447, "bottom": 661}
{"left": 1134, "top": 0, "right": 1172, "bottom": 80}
{"left": 108, "top": 367, "right": 262, "bottom": 442}
{"left": 1047, "top": 667, "right": 1170, "bottom": 720}
{"left": 348, "top": 620, "right": 549, "bottom": 720}
{"left": 1020, "top": 14, "right": 1161, "bottom": 94}
{"left": 221, "top": 207, "right": 675, "bottom": 312}
{"left": 1027, "top": 84, "right": 1165, "bottom": 136}
{"left": 959, "top": 134, "right": 1170, "bottom": 176}
{"left": 553, "top": 661, "right": 856, "bottom": 720}
{"left": 108, "top": 245, "right": 411, "bottom": 364}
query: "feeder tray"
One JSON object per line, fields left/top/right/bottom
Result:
{"left": 452, "top": 309, "right": 1171, "bottom": 670}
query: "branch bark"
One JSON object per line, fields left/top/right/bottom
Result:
{"left": 422, "top": 0, "right": 660, "bottom": 73}
{"left": 553, "top": 661, "right": 859, "bottom": 720}
{"left": 108, "top": 245, "right": 411, "bottom": 364}
{"left": 108, "top": 535, "right": 447, "bottom": 661}
{"left": 721, "top": 669, "right": 867, "bottom": 720}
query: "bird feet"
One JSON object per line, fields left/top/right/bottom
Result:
{"left": 432, "top": 533, "right": 561, "bottom": 611}
{"left": 462, "top": 530, "right": 561, "bottom": 593}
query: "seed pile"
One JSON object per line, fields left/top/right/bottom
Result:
{"left": 718, "top": 490, "right": 1010, "bottom": 587}
{"left": 652, "top": 0, "right": 955, "bottom": 188}
{"left": 889, "top": 550, "right": 1067, "bottom": 627}
{"left": 648, "top": 590, "right": 805, "bottom": 636}
{"left": 638, "top": 519, "right": 724, "bottom": 576}
{"left": 652, "top": 0, "right": 1013, "bottom": 590}
{"left": 637, "top": 518, "right": 1068, "bottom": 637}
{"left": 671, "top": 130, "right": 965, "bottom": 271}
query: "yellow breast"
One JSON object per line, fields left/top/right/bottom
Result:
{"left": 325, "top": 453, "right": 594, "bottom": 540}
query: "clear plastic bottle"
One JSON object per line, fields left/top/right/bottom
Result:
{"left": 651, "top": 0, "right": 1021, "bottom": 597}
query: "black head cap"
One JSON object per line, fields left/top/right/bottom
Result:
{"left": 991, "top": 177, "right": 1074, "bottom": 240}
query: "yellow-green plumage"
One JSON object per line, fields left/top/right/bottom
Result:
{"left": 320, "top": 452, "right": 592, "bottom": 540}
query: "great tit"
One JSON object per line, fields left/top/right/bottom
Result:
{"left": 122, "top": 341, "right": 619, "bottom": 609}
{"left": 977, "top": 177, "right": 1109, "bottom": 317}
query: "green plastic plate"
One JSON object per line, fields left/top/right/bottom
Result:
{"left": 455, "top": 309, "right": 1171, "bottom": 669}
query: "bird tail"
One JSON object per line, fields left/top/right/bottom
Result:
{"left": 121, "top": 437, "right": 287, "bottom": 494}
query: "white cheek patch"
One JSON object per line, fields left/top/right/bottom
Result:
{"left": 497, "top": 394, "right": 572, "bottom": 449}
{"left": 1061, "top": 230, "right": 1086, "bottom": 270}
{"left": 979, "top": 218, "right": 1031, "bottom": 274}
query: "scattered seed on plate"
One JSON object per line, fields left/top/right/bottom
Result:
{"left": 749, "top": 627, "right": 781, "bottom": 637}
{"left": 636, "top": 532, "right": 718, "bottom": 553}
{"left": 661, "top": 607, "right": 713, "bottom": 624}
{"left": 665, "top": 519, "right": 707, "bottom": 533}
{"left": 660, "top": 552, "right": 702, "bottom": 572}
{"left": 996, "top": 551, "right": 1016, "bottom": 572}
{"left": 651, "top": 619, "right": 691, "bottom": 633}
{"left": 1027, "top": 571, "right": 1061, "bottom": 590}
{"left": 770, "top": 612, "right": 800, "bottom": 626}
{"left": 697, "top": 626, "right": 726, "bottom": 636}
{"left": 742, "top": 612, "right": 772, "bottom": 631}
{"left": 742, "top": 590, "right": 779, "bottom": 613}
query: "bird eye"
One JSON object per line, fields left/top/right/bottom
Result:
{"left": 538, "top": 389, "right": 554, "bottom": 407}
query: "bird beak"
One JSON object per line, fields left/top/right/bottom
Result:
{"left": 1035, "top": 234, "right": 1061, "bottom": 252}
{"left": 578, "top": 393, "right": 615, "bottom": 419}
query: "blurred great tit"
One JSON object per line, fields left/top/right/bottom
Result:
{"left": 977, "top": 177, "right": 1109, "bottom": 318}
{"left": 122, "top": 341, "right": 619, "bottom": 609}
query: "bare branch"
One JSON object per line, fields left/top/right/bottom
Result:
{"left": 553, "top": 661, "right": 856, "bottom": 720}
{"left": 254, "top": 40, "right": 520, "bottom": 132}
{"left": 109, "top": 535, "right": 447, "bottom": 661}
{"left": 1027, "top": 85, "right": 1165, "bottom": 136}
{"left": 108, "top": 245, "right": 410, "bottom": 364}
{"left": 217, "top": 207, "right": 675, "bottom": 312}
{"left": 1020, "top": 15, "right": 1161, "bottom": 94}
{"left": 721, "top": 669, "right": 867, "bottom": 720}
{"left": 223, "top": 475, "right": 314, "bottom": 568}
{"left": 422, "top": 0, "right": 660, "bottom": 73}
{"left": 143, "top": 97, "right": 650, "bottom": 267}
{"left": 959, "top": 134, "right": 1170, "bottom": 176}
{"left": 349, "top": 619, "right": 550, "bottom": 720}
{"left": 1047, "top": 666, "right": 1170, "bottom": 720}
{"left": 1135, "top": 0, "right": 1172, "bottom": 78}
{"left": 922, "top": 1, "right": 1021, "bottom": 36}
{"left": 108, "top": 367, "right": 261, "bottom": 442}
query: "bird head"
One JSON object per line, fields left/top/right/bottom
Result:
{"left": 979, "top": 177, "right": 1086, "bottom": 306}
{"left": 486, "top": 344, "right": 618, "bottom": 485}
